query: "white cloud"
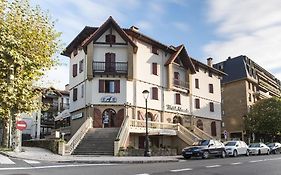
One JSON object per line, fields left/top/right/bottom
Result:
{"left": 136, "top": 20, "right": 153, "bottom": 30}
{"left": 204, "top": 0, "right": 281, "bottom": 80}
{"left": 172, "top": 22, "right": 189, "bottom": 32}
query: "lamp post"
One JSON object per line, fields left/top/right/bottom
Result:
{"left": 142, "top": 90, "right": 150, "bottom": 157}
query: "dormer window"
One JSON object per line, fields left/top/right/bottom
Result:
{"left": 152, "top": 46, "right": 159, "bottom": 55}
{"left": 105, "top": 34, "right": 116, "bottom": 43}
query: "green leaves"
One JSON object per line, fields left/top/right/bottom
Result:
{"left": 245, "top": 97, "right": 281, "bottom": 137}
{"left": 0, "top": 0, "right": 61, "bottom": 118}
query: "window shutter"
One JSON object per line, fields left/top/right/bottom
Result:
{"left": 99, "top": 80, "right": 105, "bottom": 93}
{"left": 111, "top": 35, "right": 116, "bottom": 43}
{"left": 73, "top": 88, "right": 77, "bottom": 101}
{"left": 115, "top": 80, "right": 120, "bottom": 93}
{"left": 176, "top": 93, "right": 181, "bottom": 105}
{"left": 72, "top": 64, "right": 77, "bottom": 77}
{"left": 152, "top": 63, "right": 157, "bottom": 75}
{"left": 152, "top": 87, "right": 158, "bottom": 100}
{"left": 105, "top": 35, "right": 110, "bottom": 43}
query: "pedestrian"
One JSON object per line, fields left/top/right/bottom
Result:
{"left": 103, "top": 112, "right": 109, "bottom": 128}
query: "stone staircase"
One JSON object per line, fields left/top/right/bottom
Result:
{"left": 73, "top": 127, "right": 120, "bottom": 155}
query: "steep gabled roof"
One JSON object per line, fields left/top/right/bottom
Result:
{"left": 81, "top": 16, "right": 137, "bottom": 52}
{"left": 164, "top": 45, "right": 196, "bottom": 74}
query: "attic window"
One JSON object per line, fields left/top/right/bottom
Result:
{"left": 105, "top": 34, "right": 116, "bottom": 43}
{"left": 152, "top": 46, "right": 159, "bottom": 55}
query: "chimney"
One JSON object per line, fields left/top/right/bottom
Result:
{"left": 130, "top": 25, "right": 139, "bottom": 32}
{"left": 207, "top": 57, "right": 213, "bottom": 67}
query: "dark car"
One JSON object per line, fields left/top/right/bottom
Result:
{"left": 182, "top": 139, "right": 226, "bottom": 159}
{"left": 267, "top": 142, "right": 281, "bottom": 154}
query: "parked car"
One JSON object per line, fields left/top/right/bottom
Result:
{"left": 267, "top": 142, "right": 281, "bottom": 154}
{"left": 225, "top": 140, "right": 250, "bottom": 157}
{"left": 248, "top": 143, "right": 270, "bottom": 155}
{"left": 182, "top": 139, "right": 226, "bottom": 159}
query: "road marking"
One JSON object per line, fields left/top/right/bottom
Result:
{"left": 0, "top": 155, "right": 15, "bottom": 164}
{"left": 206, "top": 165, "right": 221, "bottom": 168}
{"left": 170, "top": 168, "right": 192, "bottom": 172}
{"left": 179, "top": 160, "right": 187, "bottom": 162}
{"left": 135, "top": 174, "right": 150, "bottom": 175}
{"left": 231, "top": 162, "right": 242, "bottom": 165}
{"left": 0, "top": 163, "right": 118, "bottom": 171}
{"left": 23, "top": 160, "right": 40, "bottom": 164}
{"left": 250, "top": 160, "right": 264, "bottom": 163}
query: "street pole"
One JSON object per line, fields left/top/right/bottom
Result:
{"left": 142, "top": 90, "right": 150, "bottom": 157}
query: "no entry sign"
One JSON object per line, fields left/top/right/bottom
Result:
{"left": 16, "top": 121, "right": 27, "bottom": 131}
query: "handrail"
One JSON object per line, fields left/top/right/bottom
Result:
{"left": 177, "top": 124, "right": 200, "bottom": 145}
{"left": 193, "top": 125, "right": 213, "bottom": 140}
{"left": 65, "top": 117, "right": 93, "bottom": 155}
{"left": 114, "top": 116, "right": 130, "bottom": 156}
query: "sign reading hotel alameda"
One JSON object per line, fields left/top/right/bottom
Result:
{"left": 166, "top": 104, "right": 189, "bottom": 113}
{"left": 101, "top": 96, "right": 117, "bottom": 103}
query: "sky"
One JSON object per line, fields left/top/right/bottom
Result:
{"left": 30, "top": 0, "right": 281, "bottom": 90}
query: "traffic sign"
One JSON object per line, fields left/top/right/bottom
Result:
{"left": 16, "top": 121, "right": 27, "bottom": 131}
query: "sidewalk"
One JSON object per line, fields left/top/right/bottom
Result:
{"left": 1, "top": 147, "right": 180, "bottom": 164}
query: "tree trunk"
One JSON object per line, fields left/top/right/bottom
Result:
{"left": 1, "top": 118, "right": 9, "bottom": 148}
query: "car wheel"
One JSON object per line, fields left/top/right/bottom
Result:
{"left": 202, "top": 151, "right": 209, "bottom": 159}
{"left": 245, "top": 150, "right": 250, "bottom": 156}
{"left": 233, "top": 150, "right": 238, "bottom": 157}
{"left": 267, "top": 149, "right": 270, "bottom": 155}
{"left": 258, "top": 150, "right": 261, "bottom": 155}
{"left": 221, "top": 151, "right": 226, "bottom": 158}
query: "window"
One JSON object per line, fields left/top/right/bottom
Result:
{"left": 152, "top": 87, "right": 158, "bottom": 100}
{"left": 73, "top": 88, "right": 78, "bottom": 101}
{"left": 248, "top": 81, "right": 251, "bottom": 90}
{"left": 79, "top": 59, "right": 84, "bottom": 73}
{"left": 105, "top": 34, "right": 116, "bottom": 43}
{"left": 81, "top": 84, "right": 84, "bottom": 98}
{"left": 72, "top": 64, "right": 77, "bottom": 77}
{"left": 248, "top": 93, "right": 252, "bottom": 102}
{"left": 208, "top": 71, "right": 212, "bottom": 77}
{"left": 195, "top": 79, "right": 199, "bottom": 89}
{"left": 105, "top": 53, "right": 116, "bottom": 72}
{"left": 152, "top": 46, "right": 158, "bottom": 55}
{"left": 209, "top": 84, "right": 214, "bottom": 93}
{"left": 175, "top": 93, "right": 181, "bottom": 105}
{"left": 152, "top": 63, "right": 158, "bottom": 75}
{"left": 195, "top": 98, "right": 200, "bottom": 109}
{"left": 99, "top": 80, "right": 120, "bottom": 93}
{"left": 210, "top": 102, "right": 214, "bottom": 112}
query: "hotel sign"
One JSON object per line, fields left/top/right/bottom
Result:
{"left": 166, "top": 105, "right": 189, "bottom": 113}
{"left": 101, "top": 96, "right": 117, "bottom": 103}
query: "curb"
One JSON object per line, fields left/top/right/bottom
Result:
{"left": 57, "top": 159, "right": 179, "bottom": 164}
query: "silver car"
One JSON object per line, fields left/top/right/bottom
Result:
{"left": 225, "top": 141, "right": 249, "bottom": 157}
{"left": 249, "top": 143, "right": 270, "bottom": 155}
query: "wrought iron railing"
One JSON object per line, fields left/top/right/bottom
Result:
{"left": 173, "top": 78, "right": 189, "bottom": 89}
{"left": 93, "top": 61, "right": 128, "bottom": 75}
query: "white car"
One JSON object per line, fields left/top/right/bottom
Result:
{"left": 248, "top": 143, "right": 270, "bottom": 155}
{"left": 267, "top": 142, "right": 281, "bottom": 154}
{"left": 225, "top": 141, "right": 249, "bottom": 157}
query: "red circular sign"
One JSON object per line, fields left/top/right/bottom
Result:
{"left": 16, "top": 121, "right": 27, "bottom": 131}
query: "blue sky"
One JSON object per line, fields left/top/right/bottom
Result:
{"left": 30, "top": 0, "right": 281, "bottom": 90}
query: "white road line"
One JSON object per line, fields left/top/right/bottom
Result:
{"left": 206, "top": 165, "right": 221, "bottom": 168}
{"left": 250, "top": 160, "right": 264, "bottom": 163}
{"left": 23, "top": 160, "right": 40, "bottom": 164}
{"left": 170, "top": 168, "right": 192, "bottom": 172}
{"left": 231, "top": 162, "right": 242, "bottom": 165}
{"left": 0, "top": 155, "right": 15, "bottom": 164}
{"left": 135, "top": 174, "right": 150, "bottom": 175}
{"left": 0, "top": 163, "right": 118, "bottom": 171}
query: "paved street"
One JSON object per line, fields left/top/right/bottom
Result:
{"left": 0, "top": 154, "right": 281, "bottom": 175}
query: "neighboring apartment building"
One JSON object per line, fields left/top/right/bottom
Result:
{"left": 214, "top": 55, "right": 281, "bottom": 140}
{"left": 22, "top": 87, "right": 70, "bottom": 139}
{"left": 62, "top": 17, "right": 224, "bottom": 154}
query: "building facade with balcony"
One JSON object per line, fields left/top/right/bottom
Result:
{"left": 214, "top": 55, "right": 281, "bottom": 140}
{"left": 62, "top": 17, "right": 224, "bottom": 155}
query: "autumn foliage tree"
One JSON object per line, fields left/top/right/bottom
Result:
{"left": 245, "top": 97, "right": 281, "bottom": 141}
{"left": 0, "top": 0, "right": 61, "bottom": 147}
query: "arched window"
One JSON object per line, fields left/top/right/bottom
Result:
{"left": 196, "top": 119, "right": 203, "bottom": 130}
{"left": 211, "top": 121, "right": 217, "bottom": 136}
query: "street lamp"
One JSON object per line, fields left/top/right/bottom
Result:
{"left": 142, "top": 90, "right": 150, "bottom": 157}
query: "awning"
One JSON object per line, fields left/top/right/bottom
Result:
{"left": 54, "top": 109, "right": 70, "bottom": 121}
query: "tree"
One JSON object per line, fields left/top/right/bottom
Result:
{"left": 0, "top": 0, "right": 61, "bottom": 148}
{"left": 245, "top": 97, "right": 281, "bottom": 141}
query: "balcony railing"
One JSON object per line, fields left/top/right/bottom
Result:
{"left": 173, "top": 78, "right": 189, "bottom": 90}
{"left": 93, "top": 61, "right": 128, "bottom": 75}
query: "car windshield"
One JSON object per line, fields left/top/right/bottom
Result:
{"left": 225, "top": 142, "right": 236, "bottom": 146}
{"left": 267, "top": 143, "right": 274, "bottom": 147}
{"left": 198, "top": 140, "right": 210, "bottom": 146}
{"left": 249, "top": 143, "right": 260, "bottom": 147}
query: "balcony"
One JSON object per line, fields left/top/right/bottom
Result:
{"left": 93, "top": 61, "right": 128, "bottom": 75}
{"left": 173, "top": 78, "right": 189, "bottom": 90}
